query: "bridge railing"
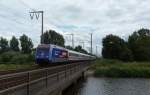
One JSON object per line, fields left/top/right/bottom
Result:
{"left": 0, "top": 62, "right": 91, "bottom": 95}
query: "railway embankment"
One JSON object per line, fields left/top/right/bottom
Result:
{"left": 91, "top": 59, "right": 150, "bottom": 78}
{"left": 0, "top": 51, "right": 38, "bottom": 75}
{"left": 0, "top": 63, "right": 39, "bottom": 75}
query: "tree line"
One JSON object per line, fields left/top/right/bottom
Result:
{"left": 0, "top": 34, "right": 34, "bottom": 63}
{"left": 0, "top": 30, "right": 88, "bottom": 55}
{"left": 1, "top": 28, "right": 149, "bottom": 63}
{"left": 0, "top": 29, "right": 88, "bottom": 63}
{"left": 102, "top": 28, "right": 150, "bottom": 62}
{"left": 0, "top": 34, "right": 33, "bottom": 54}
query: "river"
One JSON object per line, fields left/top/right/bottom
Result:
{"left": 63, "top": 76, "right": 150, "bottom": 95}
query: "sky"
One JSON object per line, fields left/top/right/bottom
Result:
{"left": 0, "top": 0, "right": 150, "bottom": 56}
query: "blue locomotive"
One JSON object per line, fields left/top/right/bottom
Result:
{"left": 35, "top": 44, "right": 95, "bottom": 65}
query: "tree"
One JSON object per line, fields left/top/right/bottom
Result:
{"left": 74, "top": 45, "right": 88, "bottom": 54}
{"left": 65, "top": 45, "right": 74, "bottom": 50}
{"left": 10, "top": 36, "right": 19, "bottom": 51}
{"left": 0, "top": 37, "right": 9, "bottom": 53}
{"left": 42, "top": 30, "right": 65, "bottom": 46}
{"left": 119, "top": 46, "right": 133, "bottom": 61}
{"left": 128, "top": 28, "right": 150, "bottom": 61}
{"left": 102, "top": 34, "right": 133, "bottom": 61}
{"left": 19, "top": 34, "right": 33, "bottom": 53}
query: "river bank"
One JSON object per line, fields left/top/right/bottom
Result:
{"left": 91, "top": 59, "right": 150, "bottom": 78}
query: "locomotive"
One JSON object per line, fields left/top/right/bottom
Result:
{"left": 35, "top": 44, "right": 95, "bottom": 66}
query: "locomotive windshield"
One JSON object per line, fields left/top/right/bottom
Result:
{"left": 36, "top": 45, "right": 50, "bottom": 58}
{"left": 36, "top": 47, "right": 49, "bottom": 54}
{"left": 37, "top": 47, "right": 49, "bottom": 51}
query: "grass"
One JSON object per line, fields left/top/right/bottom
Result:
{"left": 0, "top": 63, "right": 38, "bottom": 71}
{"left": 91, "top": 59, "right": 150, "bottom": 78}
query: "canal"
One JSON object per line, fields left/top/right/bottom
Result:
{"left": 63, "top": 76, "right": 150, "bottom": 95}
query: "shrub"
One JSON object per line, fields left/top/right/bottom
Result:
{"left": 11, "top": 54, "right": 28, "bottom": 64}
{"left": 0, "top": 51, "right": 35, "bottom": 64}
{"left": 94, "top": 59, "right": 150, "bottom": 78}
{"left": 27, "top": 53, "right": 35, "bottom": 62}
{"left": 0, "top": 51, "right": 19, "bottom": 62}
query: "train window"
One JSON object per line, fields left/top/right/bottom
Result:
{"left": 37, "top": 47, "right": 50, "bottom": 54}
{"left": 37, "top": 47, "right": 49, "bottom": 51}
{"left": 69, "top": 52, "right": 79, "bottom": 57}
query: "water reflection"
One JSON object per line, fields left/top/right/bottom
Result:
{"left": 63, "top": 77, "right": 150, "bottom": 95}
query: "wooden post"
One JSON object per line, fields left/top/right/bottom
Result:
{"left": 57, "top": 72, "right": 59, "bottom": 81}
{"left": 65, "top": 65, "right": 67, "bottom": 79}
{"left": 27, "top": 72, "right": 30, "bottom": 95}
{"left": 46, "top": 69, "right": 48, "bottom": 88}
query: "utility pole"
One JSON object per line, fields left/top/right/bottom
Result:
{"left": 71, "top": 34, "right": 74, "bottom": 48}
{"left": 90, "top": 33, "right": 93, "bottom": 54}
{"left": 66, "top": 33, "right": 74, "bottom": 48}
{"left": 96, "top": 46, "right": 98, "bottom": 57}
{"left": 29, "top": 11, "right": 44, "bottom": 44}
{"left": 80, "top": 41, "right": 85, "bottom": 49}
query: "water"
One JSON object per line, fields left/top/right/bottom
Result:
{"left": 63, "top": 76, "right": 150, "bottom": 95}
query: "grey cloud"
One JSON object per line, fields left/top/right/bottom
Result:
{"left": 0, "top": 0, "right": 150, "bottom": 54}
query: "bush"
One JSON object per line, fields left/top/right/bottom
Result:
{"left": 93, "top": 59, "right": 150, "bottom": 78}
{"left": 0, "top": 51, "right": 35, "bottom": 64}
{"left": 27, "top": 53, "right": 35, "bottom": 62}
{"left": 11, "top": 54, "right": 28, "bottom": 64}
{"left": 0, "top": 51, "right": 19, "bottom": 62}
{"left": 95, "top": 67, "right": 150, "bottom": 78}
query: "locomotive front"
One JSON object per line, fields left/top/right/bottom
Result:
{"left": 35, "top": 44, "right": 51, "bottom": 65}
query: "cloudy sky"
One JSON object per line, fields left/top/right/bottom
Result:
{"left": 0, "top": 0, "right": 150, "bottom": 55}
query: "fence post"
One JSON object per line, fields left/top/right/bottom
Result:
{"left": 65, "top": 65, "right": 67, "bottom": 79}
{"left": 75, "top": 64, "right": 78, "bottom": 72}
{"left": 78, "top": 64, "right": 80, "bottom": 71}
{"left": 70, "top": 65, "right": 72, "bottom": 75}
{"left": 27, "top": 72, "right": 30, "bottom": 95}
{"left": 46, "top": 69, "right": 48, "bottom": 88}
{"left": 74, "top": 64, "right": 76, "bottom": 72}
{"left": 57, "top": 72, "right": 59, "bottom": 81}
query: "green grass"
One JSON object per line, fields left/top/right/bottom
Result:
{"left": 92, "top": 59, "right": 150, "bottom": 78}
{"left": 0, "top": 63, "right": 38, "bottom": 71}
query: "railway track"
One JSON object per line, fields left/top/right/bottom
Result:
{"left": 0, "top": 65, "right": 44, "bottom": 75}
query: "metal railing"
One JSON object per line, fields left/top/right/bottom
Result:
{"left": 0, "top": 62, "right": 90, "bottom": 95}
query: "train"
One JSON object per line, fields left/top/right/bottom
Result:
{"left": 35, "top": 44, "right": 96, "bottom": 66}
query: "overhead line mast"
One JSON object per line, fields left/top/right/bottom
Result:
{"left": 66, "top": 33, "right": 74, "bottom": 48}
{"left": 90, "top": 33, "right": 93, "bottom": 54}
{"left": 29, "top": 11, "right": 44, "bottom": 44}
